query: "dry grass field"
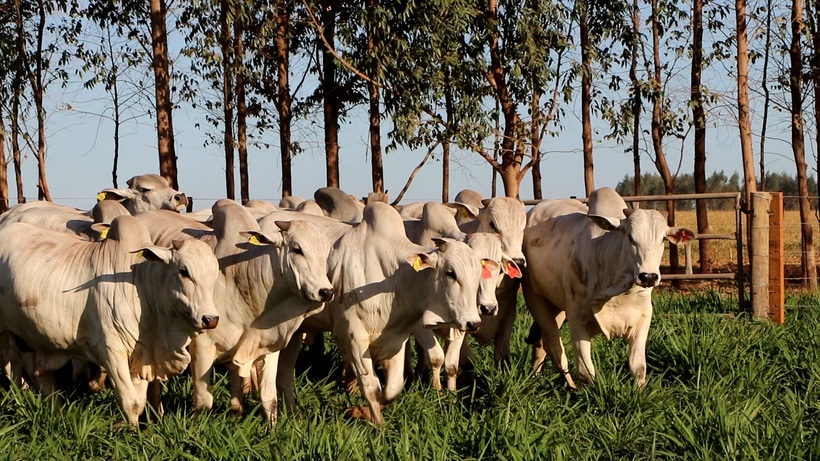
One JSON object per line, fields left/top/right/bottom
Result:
{"left": 667, "top": 210, "right": 820, "bottom": 287}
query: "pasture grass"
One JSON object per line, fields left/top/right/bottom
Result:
{"left": 2, "top": 292, "right": 820, "bottom": 460}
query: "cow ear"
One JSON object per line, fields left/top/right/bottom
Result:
{"left": 588, "top": 214, "right": 621, "bottom": 231}
{"left": 445, "top": 202, "right": 479, "bottom": 220}
{"left": 667, "top": 227, "right": 696, "bottom": 245}
{"left": 241, "top": 230, "right": 283, "bottom": 247}
{"left": 133, "top": 245, "right": 173, "bottom": 264}
{"left": 431, "top": 237, "right": 457, "bottom": 251}
{"left": 480, "top": 259, "right": 499, "bottom": 279}
{"left": 273, "top": 220, "right": 292, "bottom": 232}
{"left": 90, "top": 223, "right": 110, "bottom": 240}
{"left": 97, "top": 188, "right": 133, "bottom": 202}
{"left": 407, "top": 252, "right": 436, "bottom": 271}
{"left": 501, "top": 257, "right": 522, "bottom": 279}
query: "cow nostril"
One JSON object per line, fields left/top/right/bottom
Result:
{"left": 466, "top": 321, "right": 481, "bottom": 332}
{"left": 638, "top": 273, "right": 659, "bottom": 286}
{"left": 479, "top": 304, "right": 498, "bottom": 316}
{"left": 201, "top": 315, "right": 220, "bottom": 329}
{"left": 514, "top": 257, "right": 526, "bottom": 268}
{"left": 319, "top": 287, "right": 335, "bottom": 301}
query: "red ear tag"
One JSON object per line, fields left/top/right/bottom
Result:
{"left": 507, "top": 264, "right": 522, "bottom": 279}
{"left": 481, "top": 261, "right": 493, "bottom": 280}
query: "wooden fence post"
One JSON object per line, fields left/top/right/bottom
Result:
{"left": 750, "top": 192, "right": 772, "bottom": 320}
{"left": 768, "top": 192, "right": 785, "bottom": 324}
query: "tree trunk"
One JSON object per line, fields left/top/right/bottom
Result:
{"left": 650, "top": 0, "right": 679, "bottom": 275}
{"left": 366, "top": 0, "right": 384, "bottom": 193}
{"left": 0, "top": 116, "right": 9, "bottom": 212}
{"left": 691, "top": 0, "right": 712, "bottom": 273}
{"left": 630, "top": 0, "right": 641, "bottom": 197}
{"left": 10, "top": 91, "right": 24, "bottom": 205}
{"left": 760, "top": 0, "right": 773, "bottom": 191}
{"left": 789, "top": 0, "right": 817, "bottom": 288}
{"left": 531, "top": 86, "right": 543, "bottom": 200}
{"left": 150, "top": 0, "right": 179, "bottom": 189}
{"left": 12, "top": 0, "right": 26, "bottom": 204}
{"left": 485, "top": 0, "right": 524, "bottom": 198}
{"left": 580, "top": 0, "right": 594, "bottom": 197}
{"left": 235, "top": 13, "right": 249, "bottom": 205}
{"left": 221, "top": 1, "right": 235, "bottom": 200}
{"left": 32, "top": 0, "right": 50, "bottom": 201}
{"left": 321, "top": 0, "right": 340, "bottom": 188}
{"left": 736, "top": 0, "right": 757, "bottom": 207}
{"left": 275, "top": 0, "right": 293, "bottom": 197}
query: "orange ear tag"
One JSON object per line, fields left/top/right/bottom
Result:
{"left": 506, "top": 264, "right": 522, "bottom": 279}
{"left": 481, "top": 260, "right": 493, "bottom": 280}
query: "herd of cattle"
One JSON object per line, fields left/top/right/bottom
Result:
{"left": 0, "top": 174, "right": 695, "bottom": 426}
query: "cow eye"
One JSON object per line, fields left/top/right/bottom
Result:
{"left": 179, "top": 267, "right": 190, "bottom": 278}
{"left": 292, "top": 244, "right": 304, "bottom": 256}
{"left": 139, "top": 187, "right": 151, "bottom": 193}
{"left": 446, "top": 269, "right": 457, "bottom": 280}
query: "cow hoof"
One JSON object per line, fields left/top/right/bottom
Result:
{"left": 343, "top": 405, "right": 373, "bottom": 421}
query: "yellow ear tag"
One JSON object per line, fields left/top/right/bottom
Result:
{"left": 459, "top": 209, "right": 469, "bottom": 219}
{"left": 97, "top": 192, "right": 107, "bottom": 202}
{"left": 99, "top": 228, "right": 109, "bottom": 240}
{"left": 135, "top": 250, "right": 144, "bottom": 259}
{"left": 413, "top": 256, "right": 422, "bottom": 271}
{"left": 248, "top": 235, "right": 261, "bottom": 246}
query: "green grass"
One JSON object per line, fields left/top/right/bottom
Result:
{"left": 2, "top": 292, "right": 820, "bottom": 460}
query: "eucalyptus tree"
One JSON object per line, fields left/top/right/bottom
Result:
{"left": 74, "top": 1, "right": 154, "bottom": 188}
{"left": 788, "top": 0, "right": 816, "bottom": 288}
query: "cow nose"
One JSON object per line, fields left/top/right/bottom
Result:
{"left": 638, "top": 272, "right": 659, "bottom": 287}
{"left": 479, "top": 304, "right": 498, "bottom": 316}
{"left": 513, "top": 257, "right": 526, "bottom": 268}
{"left": 466, "top": 321, "right": 481, "bottom": 332}
{"left": 318, "top": 287, "right": 335, "bottom": 302}
{"left": 201, "top": 315, "right": 220, "bottom": 330}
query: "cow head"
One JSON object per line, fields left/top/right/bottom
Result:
{"left": 589, "top": 208, "right": 696, "bottom": 289}
{"left": 98, "top": 174, "right": 188, "bottom": 214}
{"left": 466, "top": 232, "right": 522, "bottom": 317}
{"left": 412, "top": 238, "right": 483, "bottom": 332}
{"left": 477, "top": 198, "right": 527, "bottom": 268}
{"left": 245, "top": 220, "right": 335, "bottom": 303}
{"left": 134, "top": 239, "right": 220, "bottom": 332}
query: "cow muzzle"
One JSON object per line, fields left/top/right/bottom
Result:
{"left": 637, "top": 272, "right": 659, "bottom": 288}
{"left": 479, "top": 303, "right": 498, "bottom": 316}
{"left": 201, "top": 315, "right": 220, "bottom": 330}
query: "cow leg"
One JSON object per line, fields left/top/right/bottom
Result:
{"left": 627, "top": 313, "right": 652, "bottom": 388}
{"left": 256, "top": 352, "right": 280, "bottom": 425}
{"left": 492, "top": 299, "right": 517, "bottom": 367}
{"left": 568, "top": 320, "right": 595, "bottom": 385}
{"left": 444, "top": 330, "right": 466, "bottom": 391}
{"left": 340, "top": 334, "right": 384, "bottom": 425}
{"left": 525, "top": 293, "right": 573, "bottom": 387}
{"left": 380, "top": 341, "right": 407, "bottom": 404}
{"left": 146, "top": 380, "right": 164, "bottom": 421}
{"left": 493, "top": 279, "right": 519, "bottom": 367}
{"left": 106, "top": 359, "right": 145, "bottom": 426}
{"left": 228, "top": 370, "right": 248, "bottom": 415}
{"left": 189, "top": 335, "right": 217, "bottom": 415}
{"left": 277, "top": 334, "right": 303, "bottom": 415}
{"left": 413, "top": 327, "right": 443, "bottom": 390}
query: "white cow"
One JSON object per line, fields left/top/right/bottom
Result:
{"left": 137, "top": 200, "right": 339, "bottom": 425}
{"left": 324, "top": 202, "right": 483, "bottom": 425}
{"left": 97, "top": 174, "right": 188, "bottom": 214}
{"left": 0, "top": 215, "right": 220, "bottom": 425}
{"left": 522, "top": 187, "right": 695, "bottom": 388}
{"left": 0, "top": 200, "right": 130, "bottom": 241}
{"left": 449, "top": 196, "right": 527, "bottom": 368}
